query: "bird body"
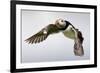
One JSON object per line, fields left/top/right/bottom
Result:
{"left": 63, "top": 25, "right": 75, "bottom": 39}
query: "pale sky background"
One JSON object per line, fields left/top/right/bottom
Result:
{"left": 21, "top": 10, "right": 90, "bottom": 63}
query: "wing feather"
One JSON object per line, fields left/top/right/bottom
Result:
{"left": 25, "top": 24, "right": 59, "bottom": 44}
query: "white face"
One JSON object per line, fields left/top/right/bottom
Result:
{"left": 57, "top": 19, "right": 66, "bottom": 26}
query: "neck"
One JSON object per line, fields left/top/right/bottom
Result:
{"left": 60, "top": 24, "right": 69, "bottom": 30}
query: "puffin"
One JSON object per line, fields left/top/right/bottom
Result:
{"left": 25, "top": 19, "right": 84, "bottom": 56}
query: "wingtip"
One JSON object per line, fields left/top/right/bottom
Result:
{"left": 24, "top": 38, "right": 40, "bottom": 44}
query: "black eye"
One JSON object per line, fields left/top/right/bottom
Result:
{"left": 61, "top": 20, "right": 63, "bottom": 22}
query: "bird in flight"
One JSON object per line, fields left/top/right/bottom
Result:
{"left": 25, "top": 19, "right": 76, "bottom": 43}
{"left": 25, "top": 19, "right": 84, "bottom": 56}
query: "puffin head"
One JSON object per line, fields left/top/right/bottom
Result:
{"left": 55, "top": 19, "right": 71, "bottom": 30}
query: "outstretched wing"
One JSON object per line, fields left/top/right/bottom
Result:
{"left": 25, "top": 24, "right": 59, "bottom": 44}
{"left": 25, "top": 29, "right": 48, "bottom": 44}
